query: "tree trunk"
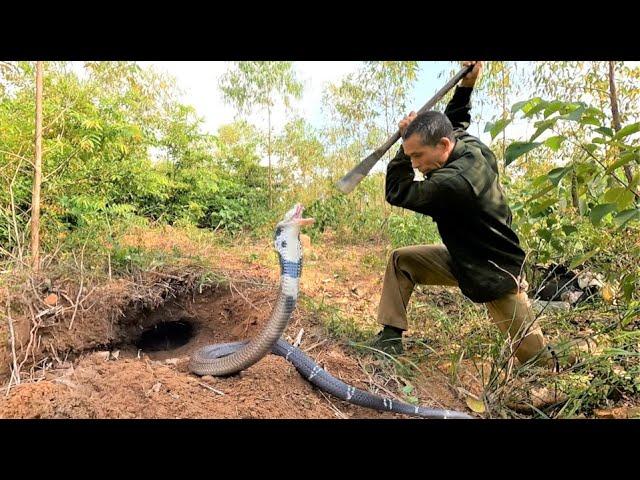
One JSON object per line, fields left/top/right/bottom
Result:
{"left": 571, "top": 171, "right": 580, "bottom": 211}
{"left": 608, "top": 61, "right": 634, "bottom": 184}
{"left": 384, "top": 88, "right": 389, "bottom": 216}
{"left": 501, "top": 62, "right": 507, "bottom": 161}
{"left": 268, "top": 107, "right": 272, "bottom": 209}
{"left": 31, "top": 61, "right": 43, "bottom": 272}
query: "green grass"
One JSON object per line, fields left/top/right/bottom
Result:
{"left": 299, "top": 294, "right": 373, "bottom": 342}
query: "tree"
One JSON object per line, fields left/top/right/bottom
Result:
{"left": 274, "top": 117, "right": 326, "bottom": 205}
{"left": 214, "top": 120, "right": 266, "bottom": 188}
{"left": 608, "top": 61, "right": 635, "bottom": 184}
{"left": 500, "top": 79, "right": 640, "bottom": 277}
{"left": 477, "top": 62, "right": 522, "bottom": 161}
{"left": 321, "top": 61, "right": 419, "bottom": 212}
{"left": 30, "top": 61, "right": 43, "bottom": 271}
{"left": 322, "top": 62, "right": 418, "bottom": 161}
{"left": 219, "top": 62, "right": 303, "bottom": 208}
{"left": 362, "top": 61, "right": 419, "bottom": 146}
{"left": 0, "top": 61, "right": 227, "bottom": 254}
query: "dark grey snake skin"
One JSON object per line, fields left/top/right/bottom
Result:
{"left": 190, "top": 204, "right": 473, "bottom": 419}
{"left": 196, "top": 339, "right": 473, "bottom": 419}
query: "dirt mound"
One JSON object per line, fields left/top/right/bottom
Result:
{"left": 1, "top": 232, "right": 476, "bottom": 419}
{"left": 0, "top": 283, "right": 468, "bottom": 419}
{"left": 1, "top": 352, "right": 331, "bottom": 419}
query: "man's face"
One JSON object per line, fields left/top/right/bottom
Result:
{"left": 402, "top": 134, "right": 453, "bottom": 175}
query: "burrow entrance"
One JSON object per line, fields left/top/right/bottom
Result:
{"left": 108, "top": 286, "right": 276, "bottom": 361}
{"left": 134, "top": 320, "right": 195, "bottom": 352}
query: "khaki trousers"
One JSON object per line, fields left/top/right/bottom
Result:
{"left": 377, "top": 244, "right": 550, "bottom": 365}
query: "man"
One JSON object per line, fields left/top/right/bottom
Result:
{"left": 369, "top": 61, "right": 554, "bottom": 368}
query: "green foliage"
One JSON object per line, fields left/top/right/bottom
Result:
{"left": 0, "top": 62, "right": 280, "bottom": 264}
{"left": 2, "top": 60, "right": 640, "bottom": 419}
{"left": 219, "top": 62, "right": 303, "bottom": 113}
{"left": 2, "top": 62, "right": 637, "bottom": 308}
{"left": 502, "top": 87, "right": 639, "bottom": 309}
{"left": 387, "top": 212, "right": 440, "bottom": 248}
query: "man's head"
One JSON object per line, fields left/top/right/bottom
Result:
{"left": 402, "top": 111, "right": 456, "bottom": 175}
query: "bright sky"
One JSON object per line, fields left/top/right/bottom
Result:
{"left": 137, "top": 61, "right": 361, "bottom": 133}
{"left": 137, "top": 61, "right": 507, "bottom": 145}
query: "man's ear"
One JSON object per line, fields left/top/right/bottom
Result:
{"left": 439, "top": 137, "right": 454, "bottom": 150}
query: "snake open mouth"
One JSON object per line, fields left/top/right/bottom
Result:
{"left": 293, "top": 203, "right": 303, "bottom": 218}
{"left": 292, "top": 203, "right": 315, "bottom": 226}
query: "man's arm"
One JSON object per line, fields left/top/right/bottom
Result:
{"left": 444, "top": 87, "right": 473, "bottom": 131}
{"left": 444, "top": 61, "right": 482, "bottom": 132}
{"left": 385, "top": 146, "right": 440, "bottom": 214}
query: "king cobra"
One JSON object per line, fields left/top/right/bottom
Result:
{"left": 189, "top": 204, "right": 472, "bottom": 419}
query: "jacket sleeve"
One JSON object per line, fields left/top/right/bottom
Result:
{"left": 385, "top": 145, "right": 442, "bottom": 215}
{"left": 444, "top": 86, "right": 473, "bottom": 131}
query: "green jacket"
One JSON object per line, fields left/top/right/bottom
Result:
{"left": 385, "top": 86, "right": 526, "bottom": 303}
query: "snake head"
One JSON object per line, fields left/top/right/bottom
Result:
{"left": 274, "top": 204, "right": 314, "bottom": 259}
{"left": 276, "top": 203, "right": 315, "bottom": 229}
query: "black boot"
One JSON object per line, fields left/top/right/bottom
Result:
{"left": 366, "top": 325, "right": 404, "bottom": 355}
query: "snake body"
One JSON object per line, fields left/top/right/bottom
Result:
{"left": 195, "top": 339, "right": 472, "bottom": 419}
{"left": 189, "top": 204, "right": 472, "bottom": 419}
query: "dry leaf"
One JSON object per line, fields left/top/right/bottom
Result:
{"left": 602, "top": 284, "right": 615, "bottom": 304}
{"left": 44, "top": 293, "right": 58, "bottom": 306}
{"left": 530, "top": 386, "right": 568, "bottom": 408}
{"left": 595, "top": 407, "right": 640, "bottom": 419}
{"left": 466, "top": 396, "right": 485, "bottom": 413}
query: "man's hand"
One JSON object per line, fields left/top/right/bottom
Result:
{"left": 399, "top": 111, "right": 418, "bottom": 137}
{"left": 460, "top": 61, "right": 483, "bottom": 88}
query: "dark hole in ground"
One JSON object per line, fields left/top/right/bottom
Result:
{"left": 134, "top": 320, "right": 195, "bottom": 352}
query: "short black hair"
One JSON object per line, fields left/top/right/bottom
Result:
{"left": 402, "top": 111, "right": 454, "bottom": 146}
